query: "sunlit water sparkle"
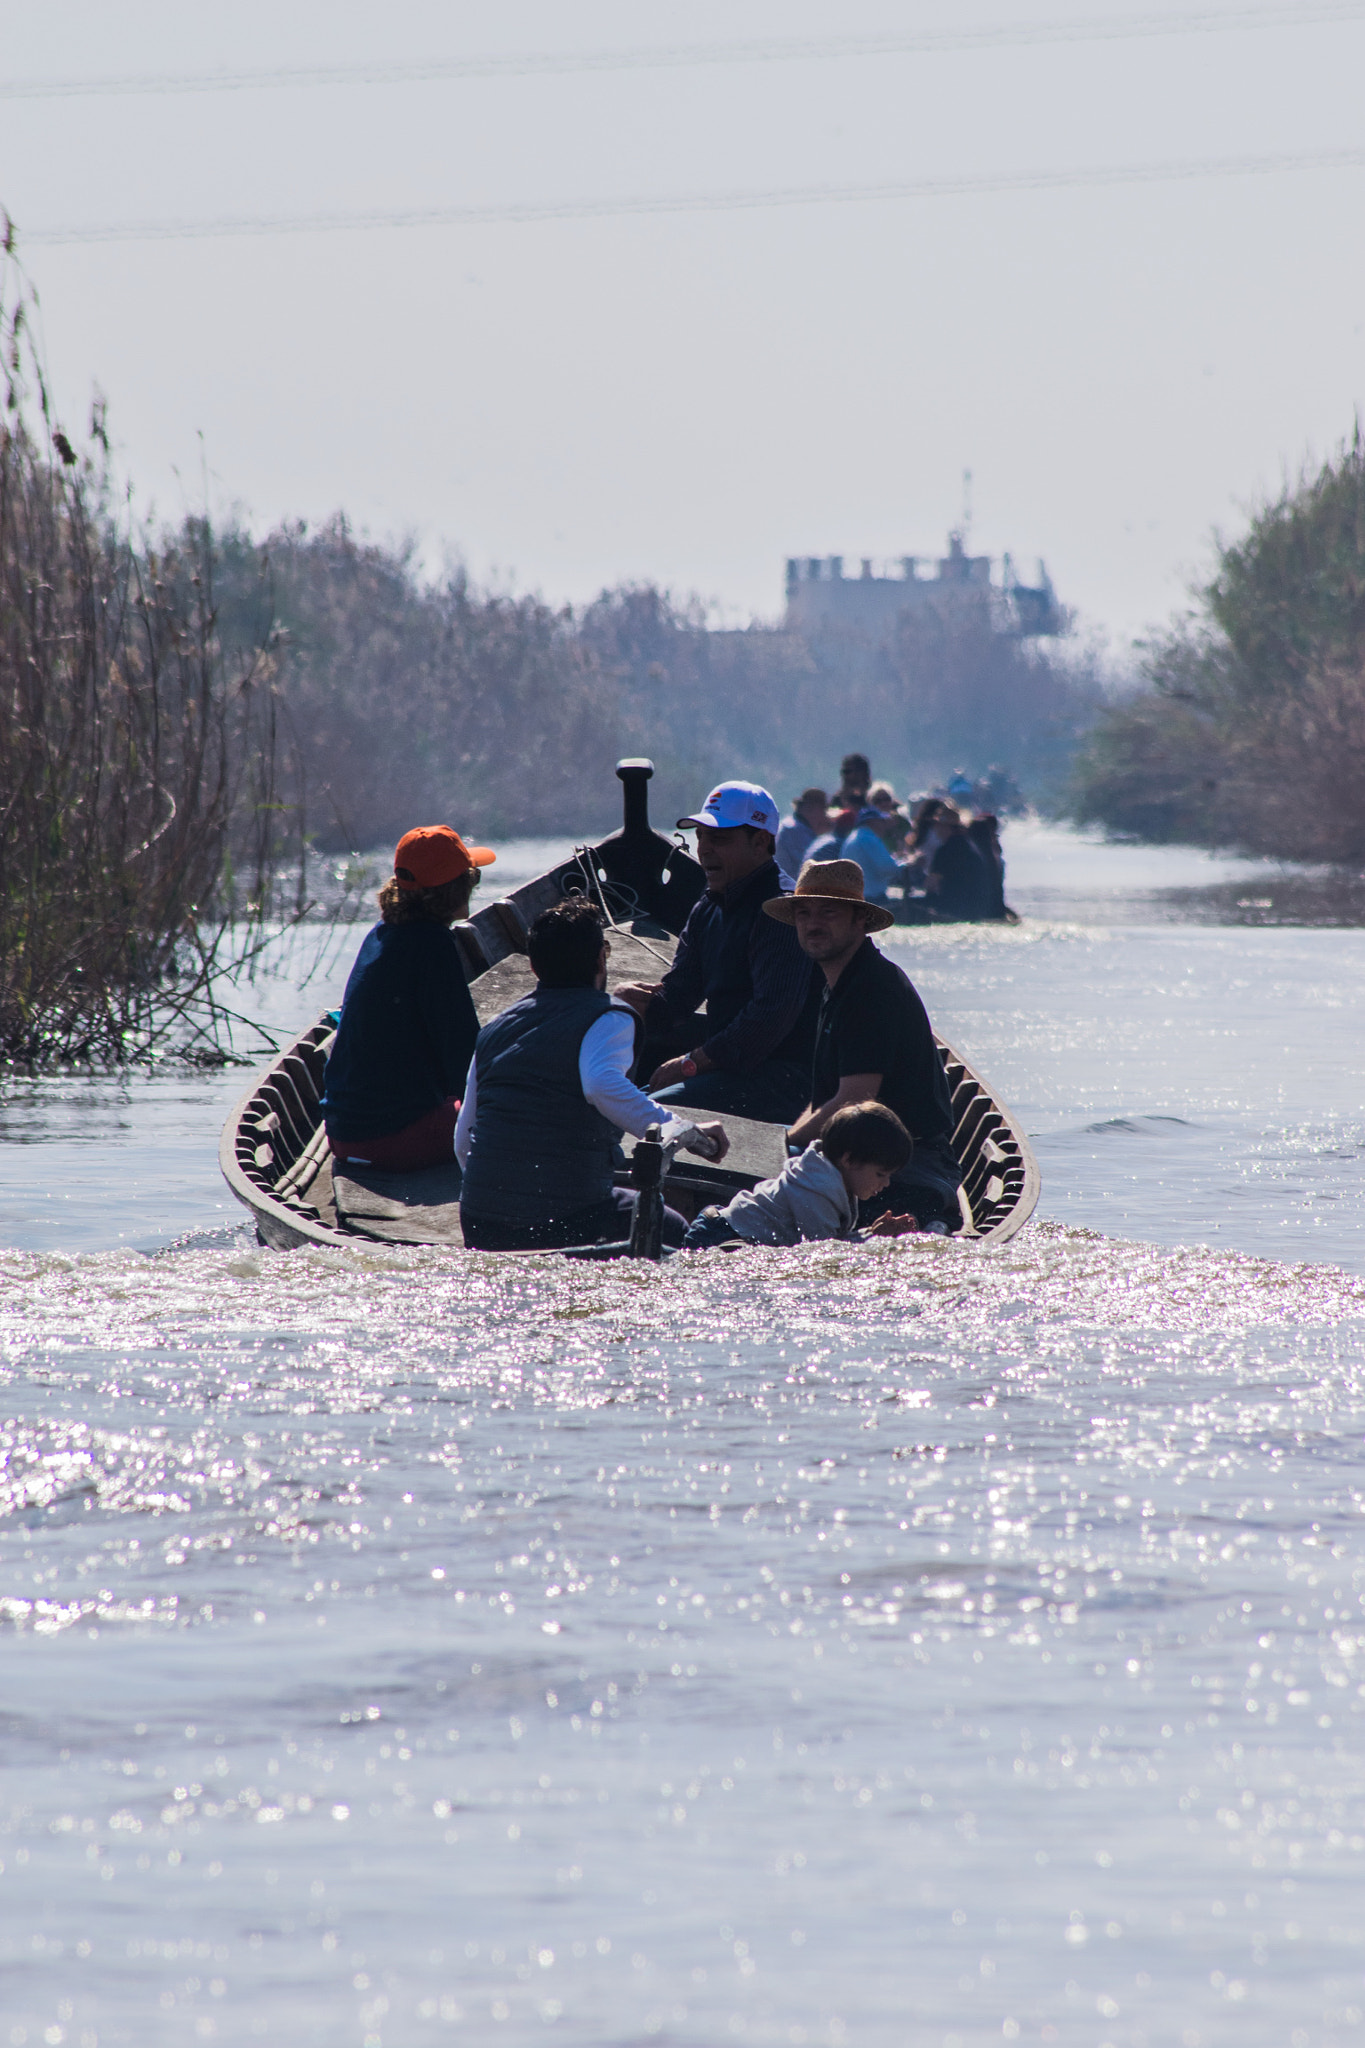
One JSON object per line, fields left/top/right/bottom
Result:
{"left": 2, "top": 826, "right": 1363, "bottom": 2046}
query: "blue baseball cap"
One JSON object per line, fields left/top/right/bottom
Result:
{"left": 677, "top": 781, "right": 780, "bottom": 835}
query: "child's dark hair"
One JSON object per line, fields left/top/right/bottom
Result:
{"left": 822, "top": 1100, "right": 913, "bottom": 1172}
{"left": 528, "top": 898, "right": 607, "bottom": 987}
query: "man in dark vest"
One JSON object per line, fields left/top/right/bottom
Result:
{"left": 613, "top": 780, "right": 820, "bottom": 1125}
{"left": 456, "top": 900, "right": 728, "bottom": 1252}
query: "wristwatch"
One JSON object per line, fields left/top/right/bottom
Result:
{"left": 679, "top": 1054, "right": 699, "bottom": 1078}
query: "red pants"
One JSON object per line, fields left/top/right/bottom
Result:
{"left": 327, "top": 1096, "right": 459, "bottom": 1173}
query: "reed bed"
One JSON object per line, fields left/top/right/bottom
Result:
{"left": 0, "top": 241, "right": 300, "bottom": 1070}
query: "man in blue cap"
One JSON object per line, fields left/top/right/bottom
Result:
{"left": 612, "top": 779, "right": 819, "bottom": 1123}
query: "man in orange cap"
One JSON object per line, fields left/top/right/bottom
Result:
{"left": 322, "top": 824, "right": 496, "bottom": 1174}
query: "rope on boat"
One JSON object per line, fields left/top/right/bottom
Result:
{"left": 566, "top": 846, "right": 674, "bottom": 968}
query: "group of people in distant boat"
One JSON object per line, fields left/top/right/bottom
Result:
{"left": 775, "top": 752, "right": 1016, "bottom": 925}
{"left": 320, "top": 772, "right": 969, "bottom": 1258}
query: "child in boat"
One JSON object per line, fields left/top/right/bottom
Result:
{"left": 682, "top": 1100, "right": 925, "bottom": 1249}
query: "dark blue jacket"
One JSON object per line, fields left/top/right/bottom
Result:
{"left": 647, "top": 859, "right": 818, "bottom": 1071}
{"left": 459, "top": 986, "right": 622, "bottom": 1226}
{"left": 322, "top": 920, "right": 480, "bottom": 1141}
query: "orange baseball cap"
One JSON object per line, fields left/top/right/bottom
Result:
{"left": 393, "top": 825, "right": 496, "bottom": 890}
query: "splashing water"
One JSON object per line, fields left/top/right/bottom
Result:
{"left": 2, "top": 1224, "right": 1364, "bottom": 2046}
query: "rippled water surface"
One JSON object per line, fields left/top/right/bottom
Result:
{"left": 2, "top": 826, "right": 1363, "bottom": 2047}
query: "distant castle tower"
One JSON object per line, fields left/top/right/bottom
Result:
{"left": 783, "top": 531, "right": 1063, "bottom": 638}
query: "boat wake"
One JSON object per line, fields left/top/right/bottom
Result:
{"left": 3, "top": 1219, "right": 1365, "bottom": 2046}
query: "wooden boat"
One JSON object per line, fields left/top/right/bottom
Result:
{"left": 220, "top": 762, "right": 1039, "bottom": 1254}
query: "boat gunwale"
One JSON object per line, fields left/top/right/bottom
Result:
{"left": 220, "top": 810, "right": 1040, "bottom": 1253}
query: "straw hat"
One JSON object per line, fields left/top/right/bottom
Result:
{"left": 762, "top": 858, "right": 895, "bottom": 933}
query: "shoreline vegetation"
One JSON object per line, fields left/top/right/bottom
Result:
{"left": 210, "top": 523, "right": 1102, "bottom": 853}
{"left": 0, "top": 239, "right": 1103, "bottom": 1071}
{"left": 0, "top": 247, "right": 303, "bottom": 1073}
{"left": 1070, "top": 430, "right": 1365, "bottom": 863}
{"left": 9, "top": 209, "right": 1365, "bottom": 1080}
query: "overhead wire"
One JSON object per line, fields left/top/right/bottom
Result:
{"left": 21, "top": 146, "right": 1365, "bottom": 249}
{"left": 2, "top": 2, "right": 1363, "bottom": 103}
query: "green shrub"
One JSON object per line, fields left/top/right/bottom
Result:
{"left": 1072, "top": 429, "right": 1365, "bottom": 859}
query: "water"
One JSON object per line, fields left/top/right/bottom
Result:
{"left": 2, "top": 825, "right": 1364, "bottom": 2047}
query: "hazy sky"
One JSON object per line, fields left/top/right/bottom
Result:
{"left": 4, "top": 1, "right": 1364, "bottom": 644}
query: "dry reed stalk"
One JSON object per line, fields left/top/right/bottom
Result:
{"left": 0, "top": 232, "right": 303, "bottom": 1070}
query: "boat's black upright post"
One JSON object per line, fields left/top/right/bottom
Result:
{"left": 615, "top": 758, "right": 654, "bottom": 837}
{"left": 627, "top": 1125, "right": 667, "bottom": 1260}
{"left": 590, "top": 757, "right": 707, "bottom": 935}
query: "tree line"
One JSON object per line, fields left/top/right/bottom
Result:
{"left": 1, "top": 237, "right": 1101, "bottom": 1067}
{"left": 212, "top": 518, "right": 1103, "bottom": 852}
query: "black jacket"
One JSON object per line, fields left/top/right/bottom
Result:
{"left": 322, "top": 921, "right": 480, "bottom": 1140}
{"left": 647, "top": 859, "right": 818, "bottom": 1071}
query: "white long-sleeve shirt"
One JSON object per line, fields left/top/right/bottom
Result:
{"left": 454, "top": 1005, "right": 690, "bottom": 1170}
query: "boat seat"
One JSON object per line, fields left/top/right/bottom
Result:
{"left": 332, "top": 1162, "right": 465, "bottom": 1247}
{"left": 620, "top": 1111, "right": 787, "bottom": 1188}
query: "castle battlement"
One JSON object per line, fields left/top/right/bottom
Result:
{"left": 784, "top": 532, "right": 1062, "bottom": 638}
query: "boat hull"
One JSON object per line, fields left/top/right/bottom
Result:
{"left": 220, "top": 765, "right": 1039, "bottom": 1251}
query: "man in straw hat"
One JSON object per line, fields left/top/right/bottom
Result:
{"left": 765, "top": 860, "right": 964, "bottom": 1232}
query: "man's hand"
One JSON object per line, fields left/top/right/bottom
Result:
{"left": 647, "top": 1055, "right": 692, "bottom": 1090}
{"left": 865, "top": 1211, "right": 920, "bottom": 1237}
{"left": 686, "top": 1120, "right": 730, "bottom": 1163}
{"left": 611, "top": 981, "right": 661, "bottom": 1016}
{"left": 787, "top": 1073, "right": 883, "bottom": 1150}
